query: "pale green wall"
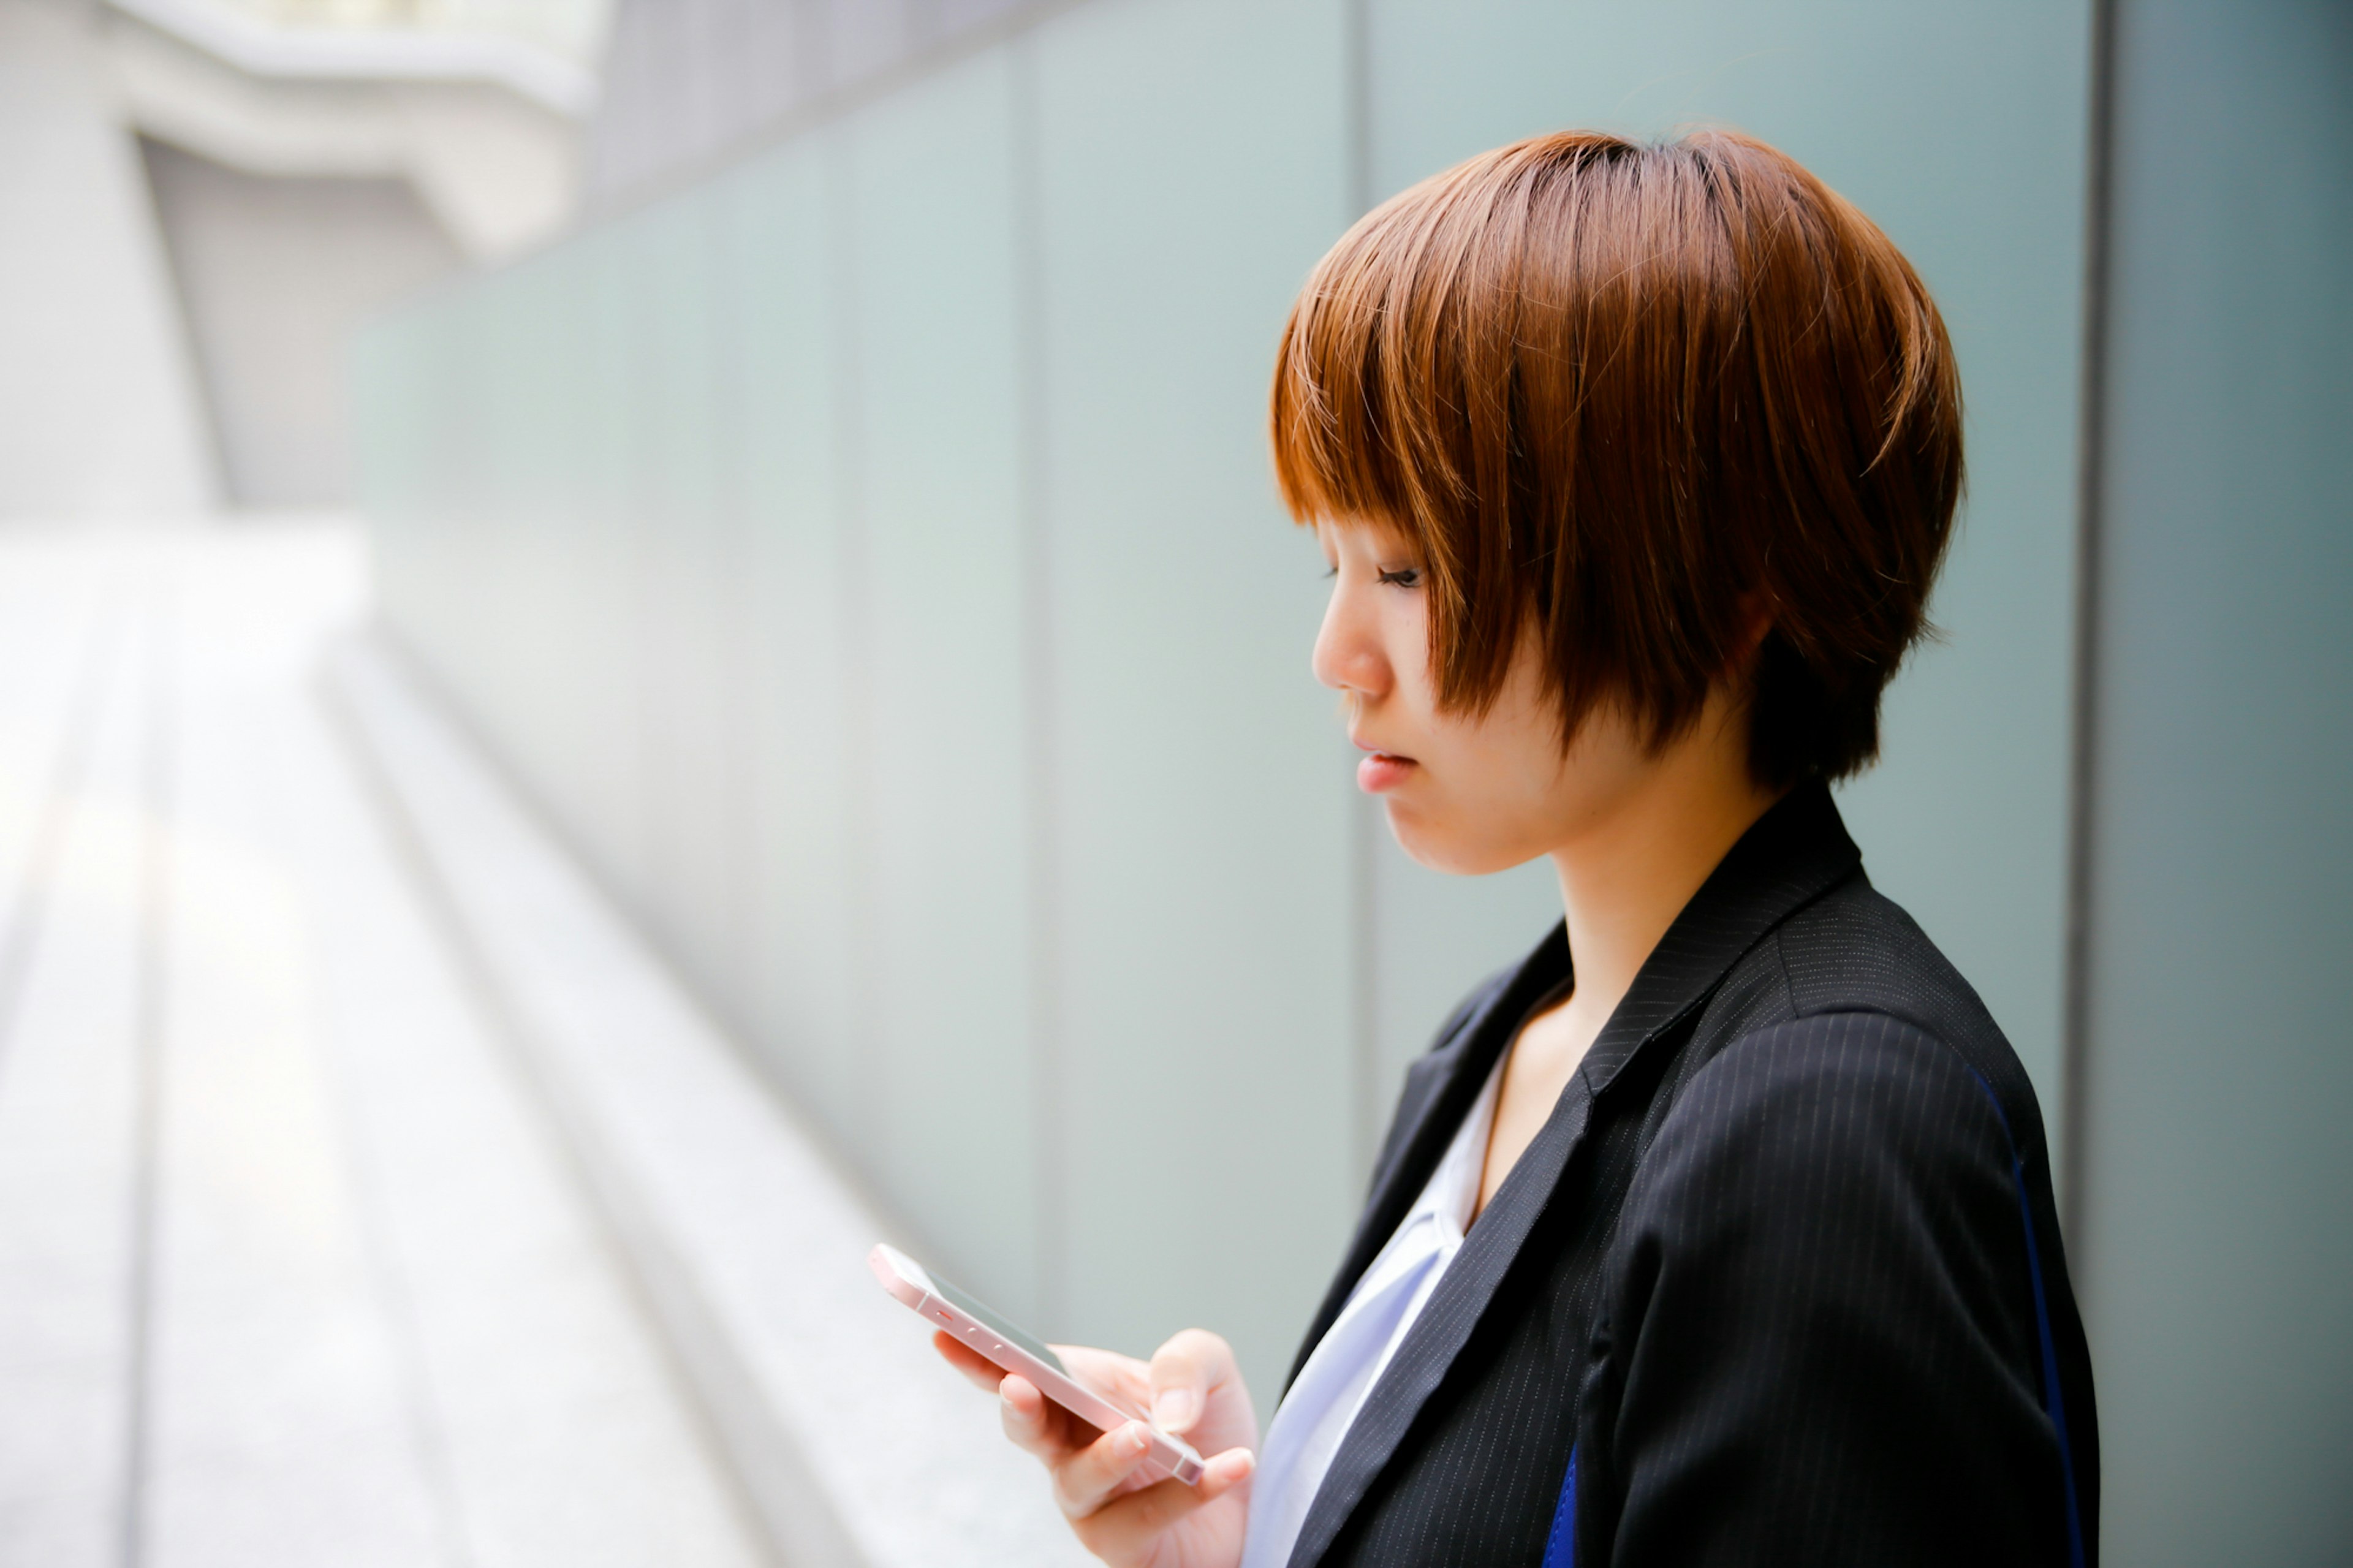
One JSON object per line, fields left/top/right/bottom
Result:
{"left": 357, "top": 0, "right": 2092, "bottom": 1407}
{"left": 1029, "top": 0, "right": 1364, "bottom": 1368}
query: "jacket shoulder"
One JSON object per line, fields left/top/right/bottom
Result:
{"left": 1766, "top": 877, "right": 2044, "bottom": 1127}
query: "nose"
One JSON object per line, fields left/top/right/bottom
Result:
{"left": 1312, "top": 573, "right": 1390, "bottom": 699}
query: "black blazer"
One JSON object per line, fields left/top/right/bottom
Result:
{"left": 1285, "top": 782, "right": 2097, "bottom": 1567}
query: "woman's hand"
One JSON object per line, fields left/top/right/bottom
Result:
{"left": 934, "top": 1328, "right": 1257, "bottom": 1568}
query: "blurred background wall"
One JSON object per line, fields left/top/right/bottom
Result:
{"left": 54, "top": 0, "right": 2314, "bottom": 1559}
{"left": 353, "top": 0, "right": 2094, "bottom": 1409}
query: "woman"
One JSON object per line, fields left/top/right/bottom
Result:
{"left": 936, "top": 128, "right": 2097, "bottom": 1568}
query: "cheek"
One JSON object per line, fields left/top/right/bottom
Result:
{"left": 1457, "top": 731, "right": 1574, "bottom": 835}
{"left": 1382, "top": 659, "right": 1590, "bottom": 872}
{"left": 1381, "top": 597, "right": 1436, "bottom": 708}
{"left": 1383, "top": 719, "right": 1568, "bottom": 873}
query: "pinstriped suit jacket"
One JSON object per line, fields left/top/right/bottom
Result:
{"left": 1286, "top": 782, "right": 2099, "bottom": 1567}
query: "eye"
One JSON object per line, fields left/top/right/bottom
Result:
{"left": 1376, "top": 566, "right": 1423, "bottom": 588}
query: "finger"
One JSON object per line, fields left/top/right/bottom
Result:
{"left": 1189, "top": 1447, "right": 1255, "bottom": 1504}
{"left": 1050, "top": 1420, "right": 1156, "bottom": 1519}
{"left": 933, "top": 1331, "right": 1006, "bottom": 1393}
{"left": 999, "top": 1374, "right": 1098, "bottom": 1464}
{"left": 1145, "top": 1328, "right": 1235, "bottom": 1436}
{"left": 1072, "top": 1449, "right": 1256, "bottom": 1558}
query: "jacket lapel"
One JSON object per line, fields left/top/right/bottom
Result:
{"left": 1284, "top": 783, "right": 1863, "bottom": 1568}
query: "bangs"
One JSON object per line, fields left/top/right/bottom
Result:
{"left": 1268, "top": 145, "right": 1558, "bottom": 714}
{"left": 1266, "top": 186, "right": 1448, "bottom": 543}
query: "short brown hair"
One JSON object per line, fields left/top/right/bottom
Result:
{"left": 1270, "top": 129, "right": 1961, "bottom": 786}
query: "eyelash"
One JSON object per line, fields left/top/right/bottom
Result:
{"left": 1320, "top": 564, "right": 1425, "bottom": 586}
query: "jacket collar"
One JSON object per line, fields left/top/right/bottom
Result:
{"left": 1284, "top": 781, "right": 1862, "bottom": 1568}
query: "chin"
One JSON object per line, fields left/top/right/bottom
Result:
{"left": 1385, "top": 801, "right": 1533, "bottom": 878}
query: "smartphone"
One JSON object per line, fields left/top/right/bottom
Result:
{"left": 868, "top": 1243, "right": 1207, "bottom": 1486}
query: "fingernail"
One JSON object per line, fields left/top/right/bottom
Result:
{"left": 1122, "top": 1423, "right": 1151, "bottom": 1453}
{"left": 1153, "top": 1390, "right": 1195, "bottom": 1430}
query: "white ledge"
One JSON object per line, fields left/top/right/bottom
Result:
{"left": 107, "top": 0, "right": 597, "bottom": 115}
{"left": 325, "top": 633, "right": 1088, "bottom": 1568}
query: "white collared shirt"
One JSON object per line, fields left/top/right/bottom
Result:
{"left": 1240, "top": 1051, "right": 1507, "bottom": 1568}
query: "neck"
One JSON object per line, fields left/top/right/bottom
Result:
{"left": 1547, "top": 705, "right": 1781, "bottom": 1026}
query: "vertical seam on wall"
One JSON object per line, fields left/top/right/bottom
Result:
{"left": 710, "top": 191, "right": 757, "bottom": 1021}
{"left": 2061, "top": 0, "right": 2120, "bottom": 1249}
{"left": 829, "top": 131, "right": 882, "bottom": 1164}
{"left": 629, "top": 229, "right": 666, "bottom": 930}
{"left": 1343, "top": 0, "right": 1373, "bottom": 217}
{"left": 1010, "top": 32, "right": 1066, "bottom": 1336}
{"left": 1341, "top": 0, "right": 1383, "bottom": 1181}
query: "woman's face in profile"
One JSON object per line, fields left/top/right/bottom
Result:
{"left": 1312, "top": 520, "right": 1665, "bottom": 877}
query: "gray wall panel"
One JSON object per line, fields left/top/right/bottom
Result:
{"left": 594, "top": 213, "right": 665, "bottom": 911}
{"left": 1031, "top": 0, "right": 1355, "bottom": 1396}
{"left": 561, "top": 234, "right": 653, "bottom": 913}
{"left": 725, "top": 139, "right": 865, "bottom": 1147}
{"left": 637, "top": 202, "right": 745, "bottom": 1002}
{"left": 848, "top": 51, "right": 1044, "bottom": 1320}
{"left": 556, "top": 243, "right": 645, "bottom": 892}
{"left": 2080, "top": 3, "right": 2353, "bottom": 1561}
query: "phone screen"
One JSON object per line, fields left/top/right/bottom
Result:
{"left": 926, "top": 1267, "right": 1068, "bottom": 1375}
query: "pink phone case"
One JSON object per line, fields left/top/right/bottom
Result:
{"left": 870, "top": 1243, "right": 1207, "bottom": 1486}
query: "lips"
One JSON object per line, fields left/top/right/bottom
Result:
{"left": 1354, "top": 744, "right": 1418, "bottom": 794}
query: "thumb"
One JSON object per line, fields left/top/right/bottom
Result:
{"left": 1146, "top": 1328, "right": 1230, "bottom": 1436}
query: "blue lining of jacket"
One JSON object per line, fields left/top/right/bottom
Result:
{"left": 1539, "top": 1447, "right": 1576, "bottom": 1568}
{"left": 1967, "top": 1069, "right": 2089, "bottom": 1568}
